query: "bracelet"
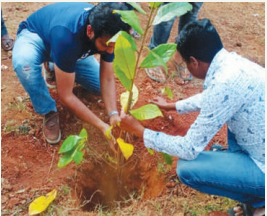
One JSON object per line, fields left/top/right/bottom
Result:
{"left": 108, "top": 110, "right": 119, "bottom": 118}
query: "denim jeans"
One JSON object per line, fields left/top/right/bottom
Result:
{"left": 12, "top": 29, "right": 100, "bottom": 115}
{"left": 176, "top": 129, "right": 265, "bottom": 208}
{"left": 149, "top": 2, "right": 203, "bottom": 49}
{"left": 1, "top": 8, "right": 8, "bottom": 36}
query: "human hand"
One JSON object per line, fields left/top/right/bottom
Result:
{"left": 148, "top": 96, "right": 168, "bottom": 109}
{"left": 120, "top": 110, "right": 144, "bottom": 138}
{"left": 109, "top": 113, "right": 120, "bottom": 127}
{"left": 102, "top": 123, "right": 117, "bottom": 154}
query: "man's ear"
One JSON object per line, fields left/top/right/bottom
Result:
{"left": 190, "top": 56, "right": 199, "bottom": 67}
{"left": 87, "top": 25, "right": 94, "bottom": 39}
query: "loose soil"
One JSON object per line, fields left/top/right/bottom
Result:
{"left": 1, "top": 2, "right": 265, "bottom": 216}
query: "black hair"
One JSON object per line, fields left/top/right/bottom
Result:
{"left": 176, "top": 19, "right": 223, "bottom": 63}
{"left": 88, "top": 2, "right": 131, "bottom": 39}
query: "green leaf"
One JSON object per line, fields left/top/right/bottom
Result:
{"left": 161, "top": 86, "right": 173, "bottom": 99}
{"left": 148, "top": 50, "right": 168, "bottom": 73}
{"left": 107, "top": 31, "right": 121, "bottom": 44}
{"left": 160, "top": 152, "right": 173, "bottom": 165}
{"left": 153, "top": 2, "right": 192, "bottom": 25}
{"left": 149, "top": 2, "right": 163, "bottom": 9}
{"left": 126, "top": 2, "right": 146, "bottom": 14}
{"left": 107, "top": 31, "right": 137, "bottom": 51}
{"left": 140, "top": 44, "right": 176, "bottom": 69}
{"left": 140, "top": 44, "right": 176, "bottom": 74}
{"left": 58, "top": 135, "right": 83, "bottom": 153}
{"left": 114, "top": 10, "right": 144, "bottom": 35}
{"left": 114, "top": 62, "right": 132, "bottom": 91}
{"left": 72, "top": 143, "right": 85, "bottom": 165}
{"left": 79, "top": 128, "right": 87, "bottom": 139}
{"left": 57, "top": 151, "right": 73, "bottom": 167}
{"left": 147, "top": 148, "right": 154, "bottom": 155}
{"left": 130, "top": 104, "right": 163, "bottom": 121}
{"left": 73, "top": 150, "right": 84, "bottom": 165}
{"left": 58, "top": 143, "right": 85, "bottom": 167}
{"left": 114, "top": 34, "right": 136, "bottom": 81}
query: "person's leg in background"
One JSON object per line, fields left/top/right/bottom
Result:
{"left": 148, "top": 3, "right": 176, "bottom": 50}
{"left": 178, "top": 2, "right": 203, "bottom": 32}
{"left": 172, "top": 2, "right": 204, "bottom": 82}
{"left": 1, "top": 8, "right": 14, "bottom": 51}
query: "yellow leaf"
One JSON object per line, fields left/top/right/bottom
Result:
{"left": 105, "top": 125, "right": 114, "bottom": 140}
{"left": 29, "top": 189, "right": 57, "bottom": 215}
{"left": 117, "top": 138, "right": 134, "bottom": 160}
{"left": 120, "top": 84, "right": 139, "bottom": 112}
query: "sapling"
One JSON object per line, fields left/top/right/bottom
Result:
{"left": 108, "top": 2, "right": 193, "bottom": 164}
{"left": 58, "top": 2, "right": 193, "bottom": 167}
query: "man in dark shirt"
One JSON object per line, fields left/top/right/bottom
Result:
{"left": 12, "top": 3, "right": 130, "bottom": 144}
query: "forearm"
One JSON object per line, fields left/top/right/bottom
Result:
{"left": 175, "top": 93, "right": 202, "bottom": 114}
{"left": 162, "top": 103, "right": 176, "bottom": 111}
{"left": 61, "top": 93, "right": 107, "bottom": 132}
{"left": 54, "top": 64, "right": 108, "bottom": 134}
{"left": 100, "top": 60, "right": 118, "bottom": 115}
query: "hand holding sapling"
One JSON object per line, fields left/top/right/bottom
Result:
{"left": 109, "top": 113, "right": 121, "bottom": 127}
{"left": 149, "top": 96, "right": 176, "bottom": 111}
{"left": 120, "top": 109, "right": 145, "bottom": 138}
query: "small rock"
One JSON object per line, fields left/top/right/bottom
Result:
{"left": 173, "top": 213, "right": 183, "bottom": 216}
{"left": 1, "top": 196, "right": 8, "bottom": 204}
{"left": 166, "top": 181, "right": 175, "bottom": 188}
{"left": 20, "top": 200, "right": 26, "bottom": 205}
{"left": 173, "top": 187, "right": 178, "bottom": 195}
{"left": 3, "top": 184, "right": 13, "bottom": 191}
{"left": 8, "top": 51, "right": 12, "bottom": 58}
{"left": 9, "top": 197, "right": 20, "bottom": 206}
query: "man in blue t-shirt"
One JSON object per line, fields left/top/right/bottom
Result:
{"left": 12, "top": 3, "right": 130, "bottom": 145}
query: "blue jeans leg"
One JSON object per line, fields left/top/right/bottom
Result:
{"left": 74, "top": 56, "right": 101, "bottom": 95}
{"left": 148, "top": 17, "right": 176, "bottom": 50}
{"left": 149, "top": 2, "right": 204, "bottom": 49}
{"left": 178, "top": 2, "right": 203, "bottom": 32}
{"left": 1, "top": 8, "right": 8, "bottom": 36}
{"left": 12, "top": 29, "right": 57, "bottom": 115}
{"left": 176, "top": 150, "right": 265, "bottom": 208}
{"left": 148, "top": 3, "right": 176, "bottom": 50}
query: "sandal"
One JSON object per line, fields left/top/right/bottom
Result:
{"left": 42, "top": 62, "right": 57, "bottom": 89}
{"left": 145, "top": 66, "right": 166, "bottom": 83}
{"left": 228, "top": 204, "right": 254, "bottom": 216}
{"left": 172, "top": 60, "right": 193, "bottom": 81}
{"left": 1, "top": 34, "right": 14, "bottom": 51}
{"left": 129, "top": 29, "right": 141, "bottom": 40}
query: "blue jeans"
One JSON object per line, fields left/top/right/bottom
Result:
{"left": 12, "top": 29, "right": 100, "bottom": 115}
{"left": 1, "top": 8, "right": 8, "bottom": 36}
{"left": 149, "top": 2, "right": 203, "bottom": 49}
{"left": 176, "top": 129, "right": 265, "bottom": 208}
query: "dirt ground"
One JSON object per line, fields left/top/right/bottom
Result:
{"left": 1, "top": 2, "right": 265, "bottom": 216}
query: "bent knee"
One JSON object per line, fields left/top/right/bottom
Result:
{"left": 176, "top": 159, "right": 190, "bottom": 184}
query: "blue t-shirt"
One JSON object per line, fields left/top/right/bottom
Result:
{"left": 17, "top": 2, "right": 114, "bottom": 72}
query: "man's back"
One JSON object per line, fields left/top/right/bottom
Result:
{"left": 205, "top": 48, "right": 265, "bottom": 172}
